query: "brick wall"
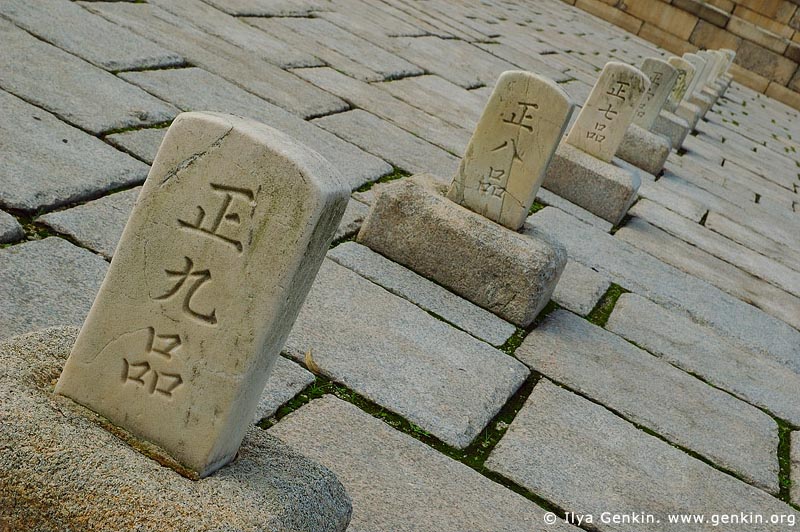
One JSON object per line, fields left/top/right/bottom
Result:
{"left": 563, "top": 0, "right": 800, "bottom": 110}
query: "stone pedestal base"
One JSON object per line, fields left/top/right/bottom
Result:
{"left": 357, "top": 175, "right": 566, "bottom": 327}
{"left": 0, "top": 327, "right": 352, "bottom": 532}
{"left": 543, "top": 143, "right": 641, "bottom": 226}
{"left": 616, "top": 124, "right": 672, "bottom": 175}
{"left": 689, "top": 92, "right": 714, "bottom": 116}
{"left": 676, "top": 101, "right": 702, "bottom": 130}
{"left": 652, "top": 110, "right": 690, "bottom": 150}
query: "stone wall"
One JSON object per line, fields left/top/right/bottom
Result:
{"left": 563, "top": 0, "right": 800, "bottom": 110}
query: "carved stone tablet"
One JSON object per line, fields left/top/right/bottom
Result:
{"left": 682, "top": 53, "right": 707, "bottom": 97}
{"left": 565, "top": 61, "right": 650, "bottom": 163}
{"left": 696, "top": 51, "right": 718, "bottom": 89}
{"left": 664, "top": 57, "right": 696, "bottom": 112}
{"left": 632, "top": 58, "right": 678, "bottom": 130}
{"left": 447, "top": 70, "right": 573, "bottom": 231}
{"left": 55, "top": 112, "right": 349, "bottom": 478}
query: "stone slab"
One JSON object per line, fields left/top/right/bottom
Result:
{"left": 638, "top": 180, "right": 707, "bottom": 223}
{"left": 543, "top": 143, "right": 641, "bottom": 225}
{"left": 633, "top": 58, "right": 678, "bottom": 130}
{"left": 55, "top": 112, "right": 349, "bottom": 478}
{"left": 328, "top": 241, "right": 516, "bottom": 346}
{"left": 607, "top": 293, "right": 800, "bottom": 426}
{"left": 485, "top": 380, "right": 797, "bottom": 532}
{"left": 793, "top": 432, "right": 800, "bottom": 507}
{"left": 0, "top": 89, "right": 149, "bottom": 213}
{"left": 705, "top": 211, "right": 800, "bottom": 273}
{"left": 105, "top": 127, "right": 167, "bottom": 165}
{"left": 652, "top": 110, "right": 690, "bottom": 149}
{"left": 550, "top": 260, "right": 610, "bottom": 316}
{"left": 516, "top": 309, "right": 778, "bottom": 492}
{"left": 526, "top": 207, "right": 800, "bottom": 377}
{"left": 535, "top": 188, "right": 614, "bottom": 232}
{"left": 333, "top": 199, "right": 370, "bottom": 242}
{"left": 270, "top": 395, "right": 578, "bottom": 532}
{"left": 0, "top": 237, "right": 108, "bottom": 341}
{"left": 0, "top": 210, "right": 23, "bottom": 243}
{"left": 0, "top": 327, "right": 351, "bottom": 532}
{"left": 616, "top": 124, "right": 671, "bottom": 175}
{"left": 0, "top": 19, "right": 178, "bottom": 134}
{"left": 0, "top": 0, "right": 184, "bottom": 71}
{"left": 283, "top": 258, "right": 529, "bottom": 449}
{"left": 358, "top": 176, "right": 567, "bottom": 327}
{"left": 253, "top": 356, "right": 315, "bottom": 423}
{"left": 675, "top": 100, "right": 702, "bottom": 129}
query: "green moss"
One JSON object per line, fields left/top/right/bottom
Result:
{"left": 355, "top": 166, "right": 411, "bottom": 193}
{"left": 777, "top": 418, "right": 794, "bottom": 503}
{"left": 528, "top": 201, "right": 546, "bottom": 215}
{"left": 586, "top": 284, "right": 628, "bottom": 327}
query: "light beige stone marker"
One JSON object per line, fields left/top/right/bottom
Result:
{"left": 565, "top": 61, "right": 649, "bottom": 163}
{"left": 447, "top": 70, "right": 573, "bottom": 230}
{"left": 632, "top": 58, "right": 678, "bottom": 130}
{"left": 56, "top": 112, "right": 349, "bottom": 478}
{"left": 664, "top": 57, "right": 696, "bottom": 112}
{"left": 683, "top": 53, "right": 708, "bottom": 96}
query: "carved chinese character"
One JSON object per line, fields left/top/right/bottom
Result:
{"left": 154, "top": 256, "right": 217, "bottom": 326}
{"left": 122, "top": 327, "right": 184, "bottom": 397}
{"left": 606, "top": 81, "right": 630, "bottom": 101}
{"left": 502, "top": 101, "right": 539, "bottom": 132}
{"left": 598, "top": 103, "right": 618, "bottom": 121}
{"left": 178, "top": 183, "right": 256, "bottom": 253}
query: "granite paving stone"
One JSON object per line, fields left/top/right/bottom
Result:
{"left": 283, "top": 259, "right": 529, "bottom": 449}
{"left": 0, "top": 19, "right": 178, "bottom": 134}
{"left": 201, "top": 0, "right": 325, "bottom": 16}
{"left": 328, "top": 241, "right": 516, "bottom": 346}
{"left": 638, "top": 180, "right": 708, "bottom": 223}
{"left": 333, "top": 200, "right": 370, "bottom": 242}
{"left": 535, "top": 188, "right": 614, "bottom": 233}
{"left": 119, "top": 67, "right": 391, "bottom": 190}
{"left": 607, "top": 294, "right": 800, "bottom": 426}
{"left": 270, "top": 395, "right": 578, "bottom": 532}
{"left": 253, "top": 357, "right": 316, "bottom": 424}
{"left": 551, "top": 261, "right": 610, "bottom": 317}
{"left": 516, "top": 309, "right": 778, "bottom": 492}
{"left": 485, "top": 380, "right": 798, "bottom": 532}
{"left": 793, "top": 432, "right": 800, "bottom": 507}
{"left": 313, "top": 110, "right": 460, "bottom": 180}
{"left": 37, "top": 188, "right": 140, "bottom": 260}
{"left": 526, "top": 207, "right": 800, "bottom": 374}
{"left": 0, "top": 211, "right": 24, "bottom": 244}
{"left": 0, "top": 0, "right": 184, "bottom": 72}
{"left": 0, "top": 238, "right": 107, "bottom": 341}
{"left": 705, "top": 211, "right": 800, "bottom": 272}
{"left": 0, "top": 90, "right": 149, "bottom": 213}
{"left": 616, "top": 217, "right": 800, "bottom": 330}
{"left": 105, "top": 128, "right": 167, "bottom": 165}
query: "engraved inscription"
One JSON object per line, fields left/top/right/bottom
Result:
{"left": 502, "top": 101, "right": 539, "bottom": 132}
{"left": 178, "top": 183, "right": 256, "bottom": 253}
{"left": 155, "top": 256, "right": 217, "bottom": 326}
{"left": 122, "top": 327, "right": 184, "bottom": 398}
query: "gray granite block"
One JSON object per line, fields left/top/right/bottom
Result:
{"left": 535, "top": 188, "right": 614, "bottom": 233}
{"left": 551, "top": 261, "right": 610, "bottom": 317}
{"left": 0, "top": 0, "right": 184, "bottom": 71}
{"left": 253, "top": 357, "right": 315, "bottom": 423}
{"left": 120, "top": 67, "right": 391, "bottom": 190}
{"left": 271, "top": 395, "right": 578, "bottom": 532}
{"left": 0, "top": 87, "right": 149, "bottom": 213}
{"left": 705, "top": 211, "right": 800, "bottom": 273}
{"left": 0, "top": 19, "right": 178, "bottom": 134}
{"left": 333, "top": 199, "right": 370, "bottom": 242}
{"left": 105, "top": 128, "right": 167, "bottom": 165}
{"left": 793, "top": 432, "right": 800, "bottom": 507}
{"left": 0, "top": 210, "right": 23, "bottom": 243}
{"left": 313, "top": 110, "right": 459, "bottom": 180}
{"left": 37, "top": 188, "right": 140, "bottom": 259}
{"left": 328, "top": 241, "right": 516, "bottom": 346}
{"left": 638, "top": 180, "right": 707, "bottom": 223}
{"left": 652, "top": 110, "right": 690, "bottom": 150}
{"left": 616, "top": 124, "right": 671, "bottom": 175}
{"left": 486, "top": 380, "right": 797, "bottom": 532}
{"left": 202, "top": 0, "right": 324, "bottom": 16}
{"left": 283, "top": 259, "right": 529, "bottom": 449}
{"left": 516, "top": 309, "right": 778, "bottom": 492}
{"left": 526, "top": 207, "right": 800, "bottom": 380}
{"left": 607, "top": 294, "right": 800, "bottom": 426}
{"left": 675, "top": 99, "right": 702, "bottom": 129}
{"left": 0, "top": 327, "right": 351, "bottom": 532}
{"left": 0, "top": 238, "right": 107, "bottom": 340}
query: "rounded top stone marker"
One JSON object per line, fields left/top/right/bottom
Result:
{"left": 565, "top": 61, "right": 650, "bottom": 163}
{"left": 665, "top": 57, "right": 696, "bottom": 112}
{"left": 632, "top": 58, "right": 678, "bottom": 130}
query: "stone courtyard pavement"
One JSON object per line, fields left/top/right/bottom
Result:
{"left": 2, "top": 0, "right": 800, "bottom": 530}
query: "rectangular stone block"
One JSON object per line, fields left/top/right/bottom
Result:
{"left": 357, "top": 175, "right": 566, "bottom": 327}
{"left": 652, "top": 110, "right": 690, "bottom": 149}
{"left": 675, "top": 100, "right": 702, "bottom": 128}
{"left": 728, "top": 16, "right": 789, "bottom": 54}
{"left": 735, "top": 39, "right": 798, "bottom": 84}
{"left": 639, "top": 22, "right": 699, "bottom": 55}
{"left": 543, "top": 143, "right": 641, "bottom": 225}
{"left": 689, "top": 19, "right": 742, "bottom": 50}
{"left": 55, "top": 112, "right": 349, "bottom": 478}
{"left": 622, "top": 0, "right": 700, "bottom": 39}
{"left": 616, "top": 124, "right": 672, "bottom": 175}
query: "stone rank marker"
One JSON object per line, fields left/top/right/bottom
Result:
{"left": 56, "top": 112, "right": 349, "bottom": 478}
{"left": 664, "top": 57, "right": 696, "bottom": 113}
{"left": 565, "top": 61, "right": 649, "bottom": 163}
{"left": 632, "top": 58, "right": 677, "bottom": 130}
{"left": 447, "top": 70, "right": 573, "bottom": 230}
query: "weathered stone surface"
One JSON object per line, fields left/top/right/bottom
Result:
{"left": 638, "top": 180, "right": 707, "bottom": 222}
{"left": 202, "top": 0, "right": 324, "bottom": 16}
{"left": 328, "top": 241, "right": 516, "bottom": 346}
{"left": 516, "top": 309, "right": 778, "bottom": 492}
{"left": 0, "top": 19, "right": 178, "bottom": 134}
{"left": 535, "top": 188, "right": 614, "bottom": 232}
{"left": 358, "top": 176, "right": 567, "bottom": 327}
{"left": 0, "top": 0, "right": 184, "bottom": 71}
{"left": 793, "top": 432, "right": 800, "bottom": 507}
{"left": 0, "top": 210, "right": 23, "bottom": 243}
{"left": 0, "top": 238, "right": 108, "bottom": 341}
{"left": 38, "top": 188, "right": 140, "bottom": 259}
{"left": 633, "top": 58, "right": 678, "bottom": 130}
{"left": 332, "top": 199, "right": 370, "bottom": 242}
{"left": 675, "top": 100, "right": 702, "bottom": 128}
{"left": 0, "top": 327, "right": 351, "bottom": 532}
{"left": 0, "top": 89, "right": 149, "bottom": 213}
{"left": 486, "top": 380, "right": 797, "bottom": 532}
{"left": 651, "top": 110, "right": 690, "bottom": 149}
{"left": 543, "top": 143, "right": 641, "bottom": 225}
{"left": 551, "top": 261, "right": 610, "bottom": 316}
{"left": 447, "top": 71, "right": 573, "bottom": 230}
{"left": 664, "top": 56, "right": 696, "bottom": 112}
{"left": 527, "top": 207, "right": 800, "bottom": 376}
{"left": 616, "top": 124, "right": 671, "bottom": 175}
{"left": 270, "top": 395, "right": 577, "bottom": 532}
{"left": 283, "top": 259, "right": 529, "bottom": 449}
{"left": 566, "top": 61, "right": 650, "bottom": 162}
{"left": 682, "top": 53, "right": 708, "bottom": 97}
{"left": 607, "top": 294, "right": 800, "bottom": 426}
{"left": 120, "top": 67, "right": 391, "bottom": 190}
{"left": 253, "top": 357, "right": 315, "bottom": 423}
{"left": 705, "top": 211, "right": 800, "bottom": 273}
{"left": 105, "top": 128, "right": 167, "bottom": 165}
{"left": 56, "top": 112, "right": 349, "bottom": 478}
{"left": 313, "top": 109, "right": 458, "bottom": 180}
